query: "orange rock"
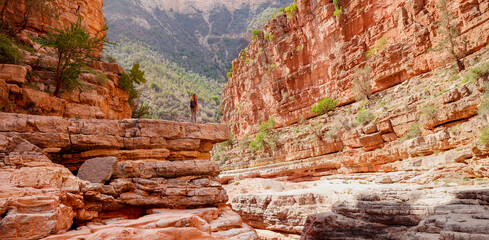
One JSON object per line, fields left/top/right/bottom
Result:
{"left": 2, "top": 0, "right": 105, "bottom": 37}
{"left": 0, "top": 79, "right": 8, "bottom": 108}
{"left": 222, "top": 0, "right": 489, "bottom": 138}
{"left": 0, "top": 64, "right": 27, "bottom": 85}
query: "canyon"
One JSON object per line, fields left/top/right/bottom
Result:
{"left": 217, "top": 0, "right": 489, "bottom": 239}
{"left": 0, "top": 0, "right": 258, "bottom": 239}
{"left": 2, "top": 0, "right": 489, "bottom": 239}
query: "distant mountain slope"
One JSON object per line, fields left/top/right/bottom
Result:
{"left": 103, "top": 0, "right": 293, "bottom": 80}
{"left": 104, "top": 40, "right": 222, "bottom": 122}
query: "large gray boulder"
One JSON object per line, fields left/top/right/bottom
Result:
{"left": 77, "top": 156, "right": 117, "bottom": 183}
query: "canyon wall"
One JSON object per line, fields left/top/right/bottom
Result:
{"left": 2, "top": 0, "right": 106, "bottom": 36}
{"left": 216, "top": 0, "right": 489, "bottom": 239}
{"left": 222, "top": 0, "right": 489, "bottom": 138}
{"left": 0, "top": 113, "right": 258, "bottom": 239}
{"left": 0, "top": 0, "right": 133, "bottom": 119}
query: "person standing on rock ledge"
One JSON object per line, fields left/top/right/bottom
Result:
{"left": 190, "top": 93, "right": 198, "bottom": 123}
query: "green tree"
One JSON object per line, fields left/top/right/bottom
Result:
{"left": 40, "top": 16, "right": 109, "bottom": 96}
{"left": 432, "top": 0, "right": 465, "bottom": 72}
{"left": 119, "top": 62, "right": 146, "bottom": 105}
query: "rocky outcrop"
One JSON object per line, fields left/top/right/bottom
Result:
{"left": 2, "top": 0, "right": 105, "bottom": 36}
{"left": 0, "top": 50, "right": 132, "bottom": 119}
{"left": 45, "top": 207, "right": 258, "bottom": 240}
{"left": 217, "top": 53, "right": 489, "bottom": 237}
{"left": 0, "top": 0, "right": 133, "bottom": 120}
{"left": 0, "top": 113, "right": 258, "bottom": 239}
{"left": 222, "top": 0, "right": 489, "bottom": 138}
{"left": 301, "top": 187, "right": 489, "bottom": 240}
{"left": 216, "top": 8, "right": 489, "bottom": 237}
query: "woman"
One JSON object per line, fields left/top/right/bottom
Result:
{"left": 190, "top": 94, "right": 198, "bottom": 123}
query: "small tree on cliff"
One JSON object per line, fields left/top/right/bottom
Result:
{"left": 431, "top": 0, "right": 466, "bottom": 72}
{"left": 120, "top": 62, "right": 147, "bottom": 106}
{"left": 40, "top": 16, "right": 109, "bottom": 96}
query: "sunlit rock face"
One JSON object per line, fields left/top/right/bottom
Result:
{"left": 0, "top": 113, "right": 259, "bottom": 239}
{"left": 222, "top": 0, "right": 489, "bottom": 138}
{"left": 2, "top": 0, "right": 105, "bottom": 35}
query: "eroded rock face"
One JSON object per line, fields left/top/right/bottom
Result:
{"left": 0, "top": 54, "right": 132, "bottom": 120}
{"left": 300, "top": 188, "right": 489, "bottom": 240}
{"left": 2, "top": 0, "right": 105, "bottom": 35}
{"left": 0, "top": 134, "right": 83, "bottom": 239}
{"left": 45, "top": 207, "right": 258, "bottom": 240}
{"left": 0, "top": 114, "right": 259, "bottom": 240}
{"left": 222, "top": 0, "right": 489, "bottom": 138}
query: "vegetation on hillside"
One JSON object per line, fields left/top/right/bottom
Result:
{"left": 104, "top": 39, "right": 222, "bottom": 122}
{"left": 104, "top": 0, "right": 292, "bottom": 81}
{"left": 249, "top": 117, "right": 278, "bottom": 152}
{"left": 0, "top": 33, "right": 23, "bottom": 64}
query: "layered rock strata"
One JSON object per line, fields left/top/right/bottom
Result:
{"left": 0, "top": 51, "right": 132, "bottom": 119}
{"left": 225, "top": 177, "right": 489, "bottom": 240}
{"left": 222, "top": 0, "right": 489, "bottom": 137}
{"left": 301, "top": 187, "right": 489, "bottom": 240}
{"left": 216, "top": 11, "right": 489, "bottom": 239}
{"left": 2, "top": 0, "right": 105, "bottom": 36}
{"left": 0, "top": 113, "right": 258, "bottom": 239}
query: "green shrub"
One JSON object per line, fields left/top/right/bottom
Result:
{"left": 366, "top": 37, "right": 388, "bottom": 59}
{"left": 311, "top": 97, "right": 338, "bottom": 116}
{"left": 0, "top": 34, "right": 23, "bottom": 64}
{"left": 265, "top": 33, "right": 274, "bottom": 41}
{"left": 226, "top": 65, "right": 234, "bottom": 79}
{"left": 120, "top": 62, "right": 146, "bottom": 105}
{"left": 102, "top": 54, "right": 117, "bottom": 63}
{"left": 356, "top": 109, "right": 375, "bottom": 125}
{"left": 249, "top": 117, "right": 277, "bottom": 152}
{"left": 268, "top": 64, "right": 277, "bottom": 71}
{"left": 479, "top": 89, "right": 489, "bottom": 116}
{"left": 252, "top": 29, "right": 261, "bottom": 41}
{"left": 421, "top": 104, "right": 437, "bottom": 119}
{"left": 479, "top": 126, "right": 489, "bottom": 145}
{"left": 296, "top": 45, "right": 303, "bottom": 51}
{"left": 333, "top": 0, "right": 342, "bottom": 17}
{"left": 401, "top": 123, "right": 421, "bottom": 141}
{"left": 285, "top": 3, "right": 297, "bottom": 17}
{"left": 132, "top": 101, "right": 150, "bottom": 118}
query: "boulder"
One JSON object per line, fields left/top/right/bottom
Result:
{"left": 0, "top": 64, "right": 27, "bottom": 85}
{"left": 77, "top": 157, "right": 118, "bottom": 184}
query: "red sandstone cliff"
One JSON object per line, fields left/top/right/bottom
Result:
{"left": 217, "top": 1, "right": 489, "bottom": 239}
{"left": 222, "top": 0, "right": 489, "bottom": 138}
{"left": 2, "top": 0, "right": 105, "bottom": 36}
{"left": 0, "top": 1, "right": 259, "bottom": 239}
{"left": 0, "top": 0, "right": 133, "bottom": 119}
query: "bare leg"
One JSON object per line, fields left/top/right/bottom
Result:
{"left": 191, "top": 110, "right": 196, "bottom": 123}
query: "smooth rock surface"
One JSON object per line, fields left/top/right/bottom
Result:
{"left": 77, "top": 157, "right": 117, "bottom": 184}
